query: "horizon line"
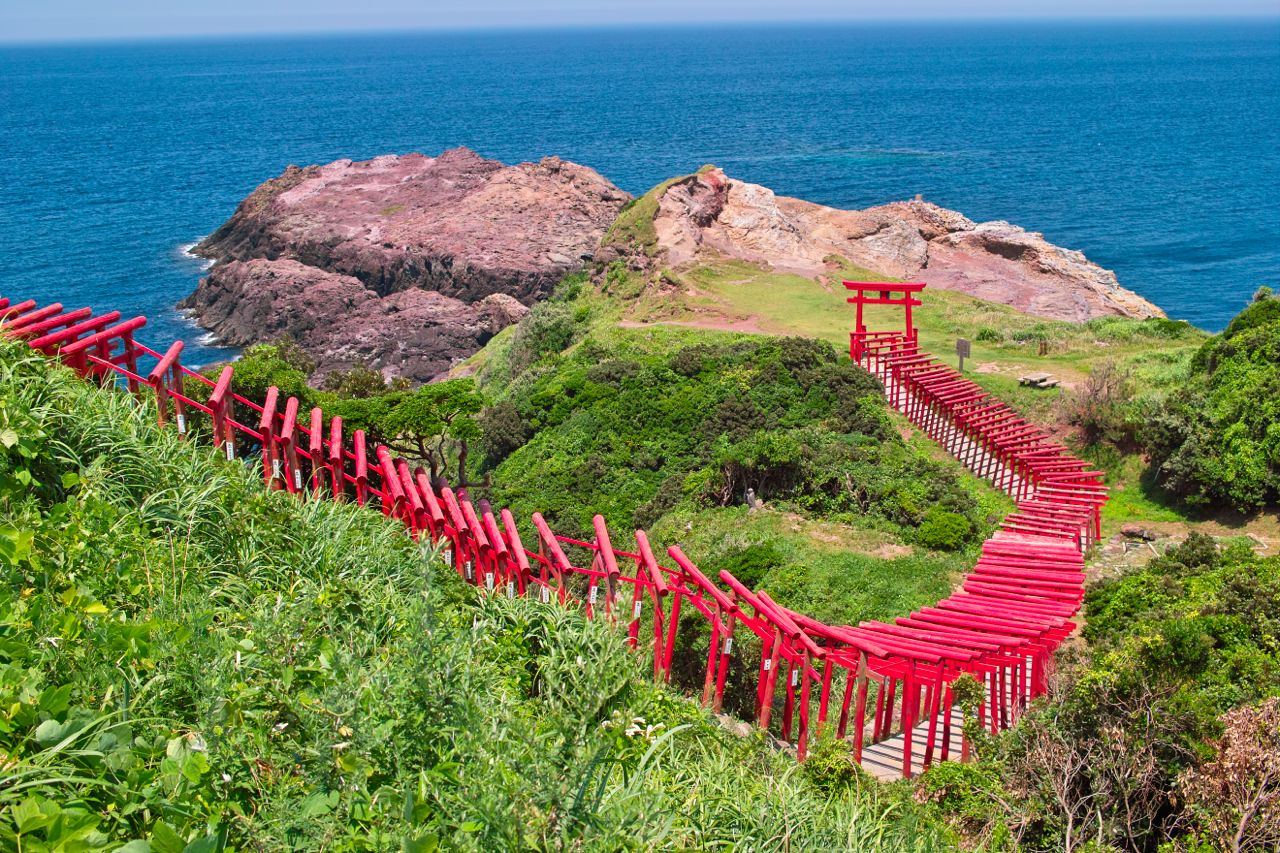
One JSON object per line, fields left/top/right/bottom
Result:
{"left": 4, "top": 13, "right": 1279, "bottom": 48}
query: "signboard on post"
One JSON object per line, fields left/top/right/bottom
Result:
{"left": 956, "top": 338, "right": 971, "bottom": 372}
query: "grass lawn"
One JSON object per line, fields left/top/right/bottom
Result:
{"left": 650, "top": 504, "right": 973, "bottom": 627}
{"left": 624, "top": 258, "right": 1206, "bottom": 393}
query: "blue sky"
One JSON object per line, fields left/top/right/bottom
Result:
{"left": 5, "top": 0, "right": 1278, "bottom": 43}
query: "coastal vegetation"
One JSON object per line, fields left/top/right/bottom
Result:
{"left": 8, "top": 286, "right": 1277, "bottom": 851}
{"left": 1143, "top": 288, "right": 1280, "bottom": 512}
{"left": 917, "top": 533, "right": 1280, "bottom": 852}
{"left": 0, "top": 340, "right": 958, "bottom": 850}
{"left": 10, "top": 162, "right": 1279, "bottom": 850}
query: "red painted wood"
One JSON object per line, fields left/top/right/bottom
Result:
{"left": 8, "top": 280, "right": 1108, "bottom": 781}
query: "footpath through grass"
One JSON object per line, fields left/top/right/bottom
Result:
{"left": 0, "top": 341, "right": 956, "bottom": 850}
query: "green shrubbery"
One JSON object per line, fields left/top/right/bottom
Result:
{"left": 0, "top": 342, "right": 958, "bottom": 851}
{"left": 920, "top": 533, "right": 1280, "bottom": 852}
{"left": 480, "top": 334, "right": 984, "bottom": 546}
{"left": 915, "top": 508, "right": 973, "bottom": 551}
{"left": 1141, "top": 289, "right": 1280, "bottom": 512}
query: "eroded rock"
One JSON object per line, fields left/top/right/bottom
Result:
{"left": 185, "top": 148, "right": 629, "bottom": 381}
{"left": 181, "top": 259, "right": 528, "bottom": 384}
{"left": 649, "top": 168, "right": 1164, "bottom": 322}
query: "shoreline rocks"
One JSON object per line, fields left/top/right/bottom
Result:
{"left": 184, "top": 150, "right": 1166, "bottom": 385}
{"left": 185, "top": 147, "right": 629, "bottom": 383}
{"left": 180, "top": 258, "right": 529, "bottom": 383}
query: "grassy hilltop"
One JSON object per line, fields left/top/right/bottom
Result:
{"left": 460, "top": 179, "right": 1278, "bottom": 552}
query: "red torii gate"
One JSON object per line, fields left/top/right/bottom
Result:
{"left": 845, "top": 280, "right": 925, "bottom": 363}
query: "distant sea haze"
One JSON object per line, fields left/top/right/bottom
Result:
{"left": 1, "top": 21, "right": 1276, "bottom": 364}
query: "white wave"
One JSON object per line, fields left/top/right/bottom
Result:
{"left": 178, "top": 237, "right": 215, "bottom": 270}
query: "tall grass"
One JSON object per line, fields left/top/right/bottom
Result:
{"left": 0, "top": 341, "right": 953, "bottom": 850}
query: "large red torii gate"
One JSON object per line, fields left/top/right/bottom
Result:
{"left": 845, "top": 280, "right": 925, "bottom": 363}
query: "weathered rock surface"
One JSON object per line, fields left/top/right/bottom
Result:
{"left": 183, "top": 259, "right": 528, "bottom": 383}
{"left": 188, "top": 150, "right": 1163, "bottom": 383}
{"left": 186, "top": 147, "right": 628, "bottom": 382}
{"left": 650, "top": 169, "right": 1164, "bottom": 321}
{"left": 194, "top": 147, "right": 629, "bottom": 302}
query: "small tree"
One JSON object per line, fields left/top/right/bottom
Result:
{"left": 331, "top": 379, "right": 484, "bottom": 486}
{"left": 1059, "top": 361, "right": 1139, "bottom": 449}
{"left": 380, "top": 380, "right": 484, "bottom": 485}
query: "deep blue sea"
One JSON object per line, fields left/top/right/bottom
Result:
{"left": 1, "top": 22, "right": 1277, "bottom": 363}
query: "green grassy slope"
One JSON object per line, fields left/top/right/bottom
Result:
{"left": 0, "top": 341, "right": 957, "bottom": 851}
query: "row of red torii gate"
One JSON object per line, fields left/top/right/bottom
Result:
{"left": 0, "top": 281, "right": 1104, "bottom": 780}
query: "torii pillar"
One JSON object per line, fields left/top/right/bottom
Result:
{"left": 844, "top": 281, "right": 926, "bottom": 366}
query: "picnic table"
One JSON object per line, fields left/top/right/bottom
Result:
{"left": 1018, "top": 373, "right": 1061, "bottom": 389}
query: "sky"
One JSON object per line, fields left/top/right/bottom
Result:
{"left": 4, "top": 0, "right": 1279, "bottom": 43}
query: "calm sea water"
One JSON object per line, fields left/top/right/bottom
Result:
{"left": 1, "top": 22, "right": 1277, "bottom": 363}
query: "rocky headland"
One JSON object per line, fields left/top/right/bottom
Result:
{"left": 185, "top": 150, "right": 1162, "bottom": 384}
{"left": 184, "top": 147, "right": 630, "bottom": 382}
{"left": 634, "top": 168, "right": 1164, "bottom": 322}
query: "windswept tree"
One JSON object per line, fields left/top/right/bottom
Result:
{"left": 331, "top": 379, "right": 484, "bottom": 486}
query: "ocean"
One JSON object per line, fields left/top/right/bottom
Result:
{"left": 1, "top": 21, "right": 1276, "bottom": 364}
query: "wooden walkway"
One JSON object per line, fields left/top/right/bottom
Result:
{"left": 859, "top": 653, "right": 1035, "bottom": 782}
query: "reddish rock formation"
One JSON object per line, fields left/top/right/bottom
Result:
{"left": 185, "top": 259, "right": 528, "bottom": 384}
{"left": 185, "top": 147, "right": 629, "bottom": 382}
{"left": 649, "top": 169, "right": 1164, "bottom": 322}
{"left": 187, "top": 151, "right": 1163, "bottom": 384}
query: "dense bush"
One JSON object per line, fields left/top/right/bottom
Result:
{"left": 935, "top": 533, "right": 1280, "bottom": 852}
{"left": 483, "top": 336, "right": 982, "bottom": 544}
{"left": 1143, "top": 290, "right": 1280, "bottom": 511}
{"left": 504, "top": 275, "right": 592, "bottom": 378}
{"left": 0, "top": 342, "right": 959, "bottom": 851}
{"left": 715, "top": 542, "right": 786, "bottom": 590}
{"left": 915, "top": 508, "right": 973, "bottom": 551}
{"left": 475, "top": 399, "right": 531, "bottom": 466}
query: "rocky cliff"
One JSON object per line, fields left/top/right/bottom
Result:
{"left": 186, "top": 151, "right": 1163, "bottom": 385}
{"left": 185, "top": 148, "right": 629, "bottom": 382}
{"left": 186, "top": 259, "right": 529, "bottom": 383}
{"left": 644, "top": 168, "right": 1164, "bottom": 322}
